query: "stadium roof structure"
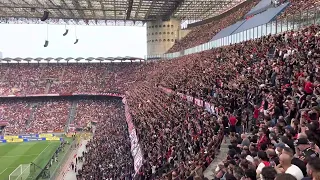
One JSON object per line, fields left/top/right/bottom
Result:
{"left": 0, "top": 56, "right": 145, "bottom": 63}
{"left": 0, "top": 0, "right": 244, "bottom": 26}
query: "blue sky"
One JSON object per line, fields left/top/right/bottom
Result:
{"left": 0, "top": 24, "right": 146, "bottom": 59}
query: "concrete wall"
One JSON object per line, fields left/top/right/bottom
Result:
{"left": 177, "top": 29, "right": 191, "bottom": 41}
{"left": 146, "top": 18, "right": 181, "bottom": 56}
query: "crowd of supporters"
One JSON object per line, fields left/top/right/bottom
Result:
{"left": 79, "top": 100, "right": 135, "bottom": 179}
{"left": 27, "top": 100, "right": 70, "bottom": 133}
{"left": 73, "top": 100, "right": 114, "bottom": 127}
{"left": 0, "top": 1, "right": 319, "bottom": 180}
{"left": 0, "top": 63, "right": 143, "bottom": 96}
{"left": 126, "top": 84, "right": 222, "bottom": 179}
{"left": 133, "top": 23, "right": 318, "bottom": 180}
{"left": 166, "top": 0, "right": 318, "bottom": 54}
{"left": 166, "top": 1, "right": 258, "bottom": 53}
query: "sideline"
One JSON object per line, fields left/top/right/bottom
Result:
{"left": 50, "top": 142, "right": 74, "bottom": 180}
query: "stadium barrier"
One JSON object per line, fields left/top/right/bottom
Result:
{"left": 0, "top": 134, "right": 63, "bottom": 143}
{"left": 159, "top": 86, "right": 221, "bottom": 116}
{"left": 0, "top": 92, "right": 124, "bottom": 98}
{"left": 122, "top": 97, "right": 143, "bottom": 176}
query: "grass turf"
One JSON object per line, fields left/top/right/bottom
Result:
{"left": 0, "top": 141, "right": 60, "bottom": 180}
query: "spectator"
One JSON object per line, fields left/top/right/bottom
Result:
{"left": 276, "top": 153, "right": 304, "bottom": 180}
{"left": 275, "top": 173, "right": 298, "bottom": 180}
{"left": 261, "top": 166, "right": 277, "bottom": 180}
{"left": 304, "top": 158, "right": 320, "bottom": 180}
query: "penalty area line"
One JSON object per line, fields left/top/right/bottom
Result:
{"left": 0, "top": 168, "right": 7, "bottom": 175}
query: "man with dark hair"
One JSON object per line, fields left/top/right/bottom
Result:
{"left": 296, "top": 138, "right": 319, "bottom": 163}
{"left": 261, "top": 167, "right": 277, "bottom": 180}
{"left": 266, "top": 148, "right": 279, "bottom": 166}
{"left": 302, "top": 157, "right": 320, "bottom": 180}
{"left": 256, "top": 151, "right": 270, "bottom": 177}
{"left": 275, "top": 173, "right": 297, "bottom": 180}
{"left": 244, "top": 168, "right": 257, "bottom": 180}
{"left": 282, "top": 147, "right": 307, "bottom": 176}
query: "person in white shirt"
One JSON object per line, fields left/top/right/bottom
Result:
{"left": 275, "top": 153, "right": 304, "bottom": 180}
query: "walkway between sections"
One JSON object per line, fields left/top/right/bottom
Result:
{"left": 203, "top": 138, "right": 230, "bottom": 180}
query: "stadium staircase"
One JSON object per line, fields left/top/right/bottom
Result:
{"left": 1, "top": 69, "right": 9, "bottom": 81}
{"left": 59, "top": 68, "right": 66, "bottom": 82}
{"left": 25, "top": 103, "right": 38, "bottom": 133}
{"left": 65, "top": 101, "right": 78, "bottom": 132}
{"left": 44, "top": 81, "right": 52, "bottom": 94}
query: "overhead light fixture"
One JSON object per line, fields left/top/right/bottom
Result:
{"left": 44, "top": 40, "right": 49, "bottom": 47}
{"left": 63, "top": 25, "right": 69, "bottom": 36}
{"left": 44, "top": 24, "right": 49, "bottom": 47}
{"left": 40, "top": 11, "right": 49, "bottom": 21}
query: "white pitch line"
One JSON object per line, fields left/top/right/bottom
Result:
{"left": 0, "top": 168, "right": 7, "bottom": 175}
{"left": 1, "top": 154, "right": 39, "bottom": 158}
{"left": 32, "top": 142, "right": 52, "bottom": 162}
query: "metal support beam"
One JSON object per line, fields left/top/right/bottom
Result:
{"left": 113, "top": 0, "right": 117, "bottom": 19}
{"left": 72, "top": 0, "right": 86, "bottom": 18}
{"left": 163, "top": 0, "right": 184, "bottom": 20}
{"left": 134, "top": 0, "right": 143, "bottom": 19}
{"left": 86, "top": 0, "right": 96, "bottom": 19}
{"left": 144, "top": 0, "right": 156, "bottom": 20}
{"left": 126, "top": 0, "right": 133, "bottom": 20}
{"left": 47, "top": 0, "right": 66, "bottom": 18}
{"left": 99, "top": 0, "right": 107, "bottom": 19}
{"left": 60, "top": 0, "right": 76, "bottom": 18}
{"left": 5, "top": 0, "right": 34, "bottom": 17}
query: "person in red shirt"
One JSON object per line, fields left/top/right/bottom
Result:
{"left": 253, "top": 105, "right": 259, "bottom": 125}
{"left": 229, "top": 113, "right": 237, "bottom": 136}
{"left": 257, "top": 128, "right": 269, "bottom": 150}
{"left": 304, "top": 77, "right": 314, "bottom": 95}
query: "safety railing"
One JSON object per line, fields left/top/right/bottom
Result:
{"left": 147, "top": 5, "right": 320, "bottom": 60}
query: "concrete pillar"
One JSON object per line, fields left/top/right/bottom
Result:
{"left": 146, "top": 18, "right": 181, "bottom": 56}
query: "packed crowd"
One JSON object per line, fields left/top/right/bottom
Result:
{"left": 125, "top": 84, "right": 223, "bottom": 179}
{"left": 0, "top": 1, "right": 319, "bottom": 180}
{"left": 278, "top": 0, "right": 319, "bottom": 19}
{"left": 0, "top": 100, "right": 31, "bottom": 134}
{"left": 27, "top": 100, "right": 70, "bottom": 133}
{"left": 166, "top": 0, "right": 318, "bottom": 54}
{"left": 130, "top": 23, "right": 319, "bottom": 179}
{"left": 166, "top": 1, "right": 258, "bottom": 53}
{"left": 80, "top": 100, "right": 135, "bottom": 179}
{"left": 73, "top": 100, "right": 114, "bottom": 127}
{"left": 0, "top": 63, "right": 143, "bottom": 96}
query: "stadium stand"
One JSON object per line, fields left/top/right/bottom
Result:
{"left": 166, "top": 0, "right": 259, "bottom": 53}
{"left": 80, "top": 100, "right": 135, "bottom": 180}
{"left": 1, "top": 0, "right": 320, "bottom": 179}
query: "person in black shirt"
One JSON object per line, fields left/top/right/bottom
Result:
{"left": 296, "top": 138, "right": 319, "bottom": 163}
{"left": 222, "top": 115, "right": 230, "bottom": 143}
{"left": 236, "top": 112, "right": 242, "bottom": 134}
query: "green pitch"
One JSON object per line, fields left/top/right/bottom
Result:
{"left": 0, "top": 141, "right": 60, "bottom": 180}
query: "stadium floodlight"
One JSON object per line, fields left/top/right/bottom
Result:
{"left": 9, "top": 164, "right": 30, "bottom": 180}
